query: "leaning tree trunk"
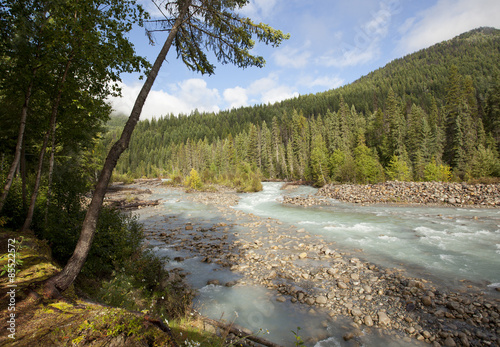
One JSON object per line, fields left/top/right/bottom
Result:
{"left": 21, "top": 57, "right": 72, "bottom": 232}
{"left": 46, "top": 1, "right": 191, "bottom": 294}
{"left": 0, "top": 80, "right": 34, "bottom": 213}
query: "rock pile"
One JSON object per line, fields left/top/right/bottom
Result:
{"left": 317, "top": 181, "right": 500, "bottom": 207}
{"left": 282, "top": 195, "right": 329, "bottom": 206}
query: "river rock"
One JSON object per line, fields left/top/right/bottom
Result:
{"left": 327, "top": 268, "right": 338, "bottom": 276}
{"left": 422, "top": 296, "right": 433, "bottom": 306}
{"left": 317, "top": 181, "right": 500, "bottom": 207}
{"left": 315, "top": 295, "right": 328, "bottom": 305}
{"left": 207, "top": 279, "right": 220, "bottom": 286}
{"left": 267, "top": 270, "right": 277, "bottom": 280}
{"left": 338, "top": 281, "right": 348, "bottom": 289}
{"left": 298, "top": 252, "right": 308, "bottom": 259}
{"left": 364, "top": 315, "right": 374, "bottom": 327}
{"left": 305, "top": 297, "right": 316, "bottom": 305}
{"left": 443, "top": 336, "right": 457, "bottom": 346}
{"left": 377, "top": 311, "right": 391, "bottom": 326}
{"left": 343, "top": 329, "right": 363, "bottom": 341}
{"left": 351, "top": 308, "right": 362, "bottom": 317}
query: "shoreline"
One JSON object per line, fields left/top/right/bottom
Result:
{"left": 133, "top": 181, "right": 499, "bottom": 346}
{"left": 316, "top": 181, "right": 500, "bottom": 208}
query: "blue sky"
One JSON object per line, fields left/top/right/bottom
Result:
{"left": 108, "top": 0, "right": 500, "bottom": 119}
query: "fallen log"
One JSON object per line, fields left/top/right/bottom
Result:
{"left": 119, "top": 199, "right": 160, "bottom": 210}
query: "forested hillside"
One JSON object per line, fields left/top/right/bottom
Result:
{"left": 102, "top": 27, "right": 500, "bottom": 187}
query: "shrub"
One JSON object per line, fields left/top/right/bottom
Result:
{"left": 184, "top": 168, "right": 202, "bottom": 190}
{"left": 424, "top": 162, "right": 452, "bottom": 182}
{"left": 385, "top": 155, "right": 412, "bottom": 181}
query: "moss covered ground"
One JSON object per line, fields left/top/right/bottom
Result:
{"left": 0, "top": 228, "right": 225, "bottom": 347}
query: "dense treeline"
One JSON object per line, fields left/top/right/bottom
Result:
{"left": 102, "top": 27, "right": 500, "bottom": 187}
{"left": 0, "top": 0, "right": 157, "bottom": 281}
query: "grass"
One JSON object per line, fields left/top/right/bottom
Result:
{"left": 0, "top": 228, "right": 228, "bottom": 347}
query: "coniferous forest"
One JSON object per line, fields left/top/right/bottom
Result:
{"left": 100, "top": 27, "right": 500, "bottom": 188}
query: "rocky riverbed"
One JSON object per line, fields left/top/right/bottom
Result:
{"left": 314, "top": 181, "right": 500, "bottom": 207}
{"left": 138, "top": 182, "right": 499, "bottom": 346}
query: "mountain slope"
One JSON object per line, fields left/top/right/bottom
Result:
{"left": 101, "top": 27, "right": 500, "bottom": 183}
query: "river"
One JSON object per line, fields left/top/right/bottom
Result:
{"left": 135, "top": 182, "right": 500, "bottom": 346}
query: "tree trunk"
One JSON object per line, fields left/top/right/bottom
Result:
{"left": 21, "top": 58, "right": 72, "bottom": 232}
{"left": 21, "top": 144, "right": 27, "bottom": 211}
{"left": 44, "top": 120, "right": 57, "bottom": 227}
{"left": 46, "top": 1, "right": 191, "bottom": 294}
{"left": 0, "top": 80, "right": 34, "bottom": 213}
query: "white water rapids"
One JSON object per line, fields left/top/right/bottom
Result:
{"left": 136, "top": 182, "right": 500, "bottom": 346}
{"left": 237, "top": 183, "right": 500, "bottom": 287}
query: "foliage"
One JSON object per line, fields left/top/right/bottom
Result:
{"left": 385, "top": 155, "right": 412, "bottom": 181}
{"left": 291, "top": 327, "right": 305, "bottom": 347}
{"left": 354, "top": 141, "right": 385, "bottom": 184}
{"left": 424, "top": 161, "right": 452, "bottom": 182}
{"left": 185, "top": 168, "right": 203, "bottom": 190}
{"left": 98, "top": 28, "right": 500, "bottom": 184}
{"left": 470, "top": 145, "right": 500, "bottom": 178}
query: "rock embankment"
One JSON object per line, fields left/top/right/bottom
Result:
{"left": 282, "top": 195, "right": 330, "bottom": 206}
{"left": 317, "top": 181, "right": 500, "bottom": 207}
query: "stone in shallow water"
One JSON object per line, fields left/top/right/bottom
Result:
{"left": 315, "top": 295, "right": 328, "bottom": 305}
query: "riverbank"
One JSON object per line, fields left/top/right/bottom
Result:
{"left": 138, "top": 182, "right": 500, "bottom": 346}
{"left": 315, "top": 181, "right": 500, "bottom": 207}
{"left": 0, "top": 228, "right": 189, "bottom": 346}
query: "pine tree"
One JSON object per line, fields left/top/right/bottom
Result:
{"left": 385, "top": 88, "right": 407, "bottom": 161}
{"left": 353, "top": 135, "right": 385, "bottom": 184}
{"left": 310, "top": 134, "right": 329, "bottom": 186}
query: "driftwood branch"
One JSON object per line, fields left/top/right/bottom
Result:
{"left": 197, "top": 314, "right": 284, "bottom": 347}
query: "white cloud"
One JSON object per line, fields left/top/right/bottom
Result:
{"left": 247, "top": 73, "right": 299, "bottom": 104}
{"left": 316, "top": 41, "right": 381, "bottom": 68}
{"left": 300, "top": 76, "right": 345, "bottom": 90}
{"left": 314, "top": 0, "right": 399, "bottom": 68}
{"left": 397, "top": 0, "right": 500, "bottom": 55}
{"left": 220, "top": 73, "right": 299, "bottom": 108}
{"left": 261, "top": 86, "right": 299, "bottom": 104}
{"left": 238, "top": 0, "right": 279, "bottom": 19}
{"left": 108, "top": 79, "right": 220, "bottom": 119}
{"left": 273, "top": 44, "right": 312, "bottom": 69}
{"left": 223, "top": 87, "right": 248, "bottom": 109}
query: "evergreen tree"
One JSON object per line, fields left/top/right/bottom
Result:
{"left": 353, "top": 136, "right": 384, "bottom": 184}
{"left": 310, "top": 134, "right": 329, "bottom": 186}
{"left": 386, "top": 155, "right": 412, "bottom": 181}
